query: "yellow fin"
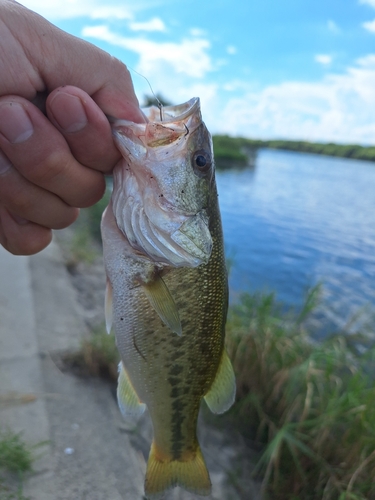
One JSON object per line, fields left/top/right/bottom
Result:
{"left": 144, "top": 441, "right": 211, "bottom": 499}
{"left": 117, "top": 362, "right": 146, "bottom": 418}
{"left": 105, "top": 279, "right": 113, "bottom": 334}
{"left": 142, "top": 275, "right": 182, "bottom": 336}
{"left": 204, "top": 350, "right": 236, "bottom": 414}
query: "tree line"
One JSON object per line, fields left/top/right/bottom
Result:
{"left": 212, "top": 134, "right": 375, "bottom": 168}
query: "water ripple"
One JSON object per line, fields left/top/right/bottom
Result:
{"left": 217, "top": 149, "right": 375, "bottom": 334}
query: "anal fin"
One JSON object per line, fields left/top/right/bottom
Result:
{"left": 142, "top": 275, "right": 182, "bottom": 336}
{"left": 204, "top": 350, "right": 236, "bottom": 414}
{"left": 117, "top": 362, "right": 146, "bottom": 419}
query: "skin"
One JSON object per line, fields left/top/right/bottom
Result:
{"left": 0, "top": 0, "right": 145, "bottom": 255}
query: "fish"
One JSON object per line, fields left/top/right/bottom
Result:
{"left": 101, "top": 97, "right": 236, "bottom": 499}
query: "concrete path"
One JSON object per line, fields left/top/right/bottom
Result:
{"left": 0, "top": 241, "right": 145, "bottom": 499}
{"left": 0, "top": 240, "right": 261, "bottom": 500}
{"left": 0, "top": 243, "right": 54, "bottom": 499}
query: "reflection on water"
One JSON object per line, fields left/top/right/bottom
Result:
{"left": 217, "top": 149, "right": 375, "bottom": 334}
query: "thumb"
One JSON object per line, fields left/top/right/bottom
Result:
{"left": 3, "top": 1, "right": 144, "bottom": 122}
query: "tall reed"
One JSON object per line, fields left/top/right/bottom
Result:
{"left": 226, "top": 287, "right": 375, "bottom": 500}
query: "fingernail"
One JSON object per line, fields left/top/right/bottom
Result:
{"left": 0, "top": 102, "right": 34, "bottom": 143}
{"left": 0, "top": 150, "right": 12, "bottom": 175}
{"left": 49, "top": 92, "right": 88, "bottom": 132}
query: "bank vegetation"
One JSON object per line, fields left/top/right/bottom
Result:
{"left": 213, "top": 134, "right": 375, "bottom": 168}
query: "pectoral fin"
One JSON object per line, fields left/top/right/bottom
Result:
{"left": 142, "top": 275, "right": 182, "bottom": 336}
{"left": 117, "top": 362, "right": 146, "bottom": 418}
{"left": 105, "top": 279, "right": 113, "bottom": 334}
{"left": 204, "top": 350, "right": 236, "bottom": 414}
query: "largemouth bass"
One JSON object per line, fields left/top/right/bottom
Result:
{"left": 101, "top": 98, "right": 236, "bottom": 498}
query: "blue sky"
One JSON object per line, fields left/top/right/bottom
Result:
{"left": 21, "top": 0, "right": 375, "bottom": 144}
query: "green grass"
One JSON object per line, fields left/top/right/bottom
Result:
{"left": 65, "top": 325, "right": 119, "bottom": 381}
{"left": 0, "top": 431, "right": 33, "bottom": 500}
{"left": 81, "top": 186, "right": 111, "bottom": 243}
{"left": 63, "top": 186, "right": 111, "bottom": 267}
{"left": 226, "top": 287, "right": 375, "bottom": 500}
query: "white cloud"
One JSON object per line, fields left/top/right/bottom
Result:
{"left": 190, "top": 28, "right": 206, "bottom": 37}
{"left": 315, "top": 54, "right": 333, "bottom": 65}
{"left": 214, "top": 54, "right": 375, "bottom": 144}
{"left": 129, "top": 17, "right": 166, "bottom": 32}
{"left": 327, "top": 20, "right": 340, "bottom": 33}
{"left": 360, "top": 0, "right": 375, "bottom": 7}
{"left": 82, "top": 25, "right": 213, "bottom": 78}
{"left": 363, "top": 19, "right": 375, "bottom": 32}
{"left": 226, "top": 45, "right": 237, "bottom": 55}
{"left": 19, "top": 0, "right": 132, "bottom": 20}
{"left": 82, "top": 26, "right": 375, "bottom": 145}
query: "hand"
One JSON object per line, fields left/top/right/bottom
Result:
{"left": 0, "top": 0, "right": 144, "bottom": 255}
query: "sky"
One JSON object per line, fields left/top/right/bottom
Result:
{"left": 19, "top": 0, "right": 375, "bottom": 145}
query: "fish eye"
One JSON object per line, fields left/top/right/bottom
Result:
{"left": 196, "top": 155, "right": 207, "bottom": 167}
{"left": 192, "top": 149, "right": 212, "bottom": 176}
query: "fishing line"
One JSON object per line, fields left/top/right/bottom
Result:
{"left": 129, "top": 66, "right": 164, "bottom": 121}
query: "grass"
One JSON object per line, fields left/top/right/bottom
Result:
{"left": 226, "top": 287, "right": 375, "bottom": 500}
{"left": 65, "top": 325, "right": 119, "bottom": 381}
{"left": 0, "top": 431, "right": 33, "bottom": 500}
{"left": 63, "top": 186, "right": 111, "bottom": 268}
{"left": 81, "top": 186, "right": 111, "bottom": 243}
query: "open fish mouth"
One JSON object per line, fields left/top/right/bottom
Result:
{"left": 111, "top": 98, "right": 202, "bottom": 149}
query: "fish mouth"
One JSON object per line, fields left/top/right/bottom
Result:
{"left": 126, "top": 206, "right": 212, "bottom": 268}
{"left": 111, "top": 98, "right": 202, "bottom": 149}
{"left": 143, "top": 97, "right": 201, "bottom": 124}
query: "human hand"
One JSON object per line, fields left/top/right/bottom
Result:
{"left": 0, "top": 0, "right": 144, "bottom": 255}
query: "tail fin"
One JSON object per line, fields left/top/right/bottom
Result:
{"left": 144, "top": 441, "right": 211, "bottom": 499}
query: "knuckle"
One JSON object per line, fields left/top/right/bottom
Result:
{"left": 28, "top": 150, "right": 70, "bottom": 186}
{"left": 6, "top": 185, "right": 34, "bottom": 215}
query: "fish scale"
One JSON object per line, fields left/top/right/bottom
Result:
{"left": 101, "top": 97, "right": 236, "bottom": 498}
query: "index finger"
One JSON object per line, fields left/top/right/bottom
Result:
{"left": 0, "top": 96, "right": 106, "bottom": 208}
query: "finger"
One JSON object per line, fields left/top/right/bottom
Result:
{"left": 0, "top": 150, "right": 79, "bottom": 229}
{"left": 0, "top": 205, "right": 52, "bottom": 256}
{"left": 46, "top": 86, "right": 121, "bottom": 173}
{"left": 0, "top": 96, "right": 106, "bottom": 207}
{"left": 3, "top": 2, "right": 145, "bottom": 122}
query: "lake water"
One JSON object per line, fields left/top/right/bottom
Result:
{"left": 216, "top": 149, "right": 375, "bottom": 335}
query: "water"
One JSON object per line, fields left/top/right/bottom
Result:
{"left": 216, "top": 149, "right": 375, "bottom": 334}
